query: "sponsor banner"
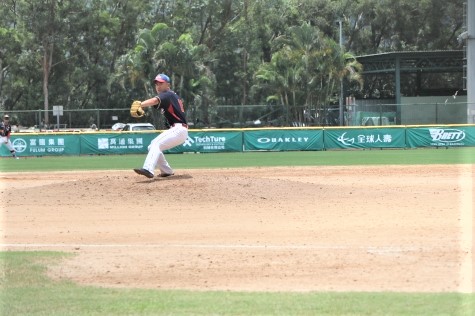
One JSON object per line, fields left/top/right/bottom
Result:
{"left": 1, "top": 134, "right": 80, "bottom": 156}
{"left": 166, "top": 131, "right": 243, "bottom": 153}
{"left": 80, "top": 132, "right": 157, "bottom": 154}
{"left": 325, "top": 127, "right": 406, "bottom": 149}
{"left": 243, "top": 129, "right": 323, "bottom": 151}
{"left": 3, "top": 126, "right": 474, "bottom": 157}
{"left": 406, "top": 126, "right": 475, "bottom": 147}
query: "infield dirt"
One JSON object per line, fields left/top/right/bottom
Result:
{"left": 1, "top": 165, "right": 473, "bottom": 292}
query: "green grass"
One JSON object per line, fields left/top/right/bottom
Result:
{"left": 1, "top": 252, "right": 474, "bottom": 316}
{"left": 1, "top": 147, "right": 474, "bottom": 172}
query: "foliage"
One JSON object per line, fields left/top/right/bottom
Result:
{"left": 0, "top": 0, "right": 465, "bottom": 127}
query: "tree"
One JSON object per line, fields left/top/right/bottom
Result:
{"left": 341, "top": 0, "right": 464, "bottom": 53}
{"left": 0, "top": 27, "right": 24, "bottom": 112}
{"left": 17, "top": 0, "right": 62, "bottom": 125}
{"left": 114, "top": 20, "right": 216, "bottom": 127}
{"left": 255, "top": 21, "right": 363, "bottom": 125}
{"left": 0, "top": 0, "right": 38, "bottom": 115}
{"left": 0, "top": 0, "right": 465, "bottom": 128}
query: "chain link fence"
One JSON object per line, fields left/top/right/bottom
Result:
{"left": 348, "top": 102, "right": 471, "bottom": 126}
{"left": 2, "top": 102, "right": 473, "bottom": 132}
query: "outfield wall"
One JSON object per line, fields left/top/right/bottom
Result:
{"left": 1, "top": 125, "right": 474, "bottom": 157}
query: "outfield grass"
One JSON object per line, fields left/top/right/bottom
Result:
{"left": 1, "top": 147, "right": 474, "bottom": 172}
{"left": 1, "top": 148, "right": 474, "bottom": 315}
{"left": 1, "top": 252, "right": 473, "bottom": 316}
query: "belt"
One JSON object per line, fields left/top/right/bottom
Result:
{"left": 172, "top": 123, "right": 188, "bottom": 128}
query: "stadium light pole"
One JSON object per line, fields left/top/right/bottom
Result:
{"left": 336, "top": 19, "right": 344, "bottom": 126}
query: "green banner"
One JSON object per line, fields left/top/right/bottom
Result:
{"left": 166, "top": 131, "right": 243, "bottom": 153}
{"left": 324, "top": 127, "right": 406, "bottom": 149}
{"left": 3, "top": 126, "right": 475, "bottom": 157}
{"left": 80, "top": 132, "right": 157, "bottom": 154}
{"left": 2, "top": 134, "right": 80, "bottom": 156}
{"left": 406, "top": 126, "right": 475, "bottom": 147}
{"left": 243, "top": 129, "right": 324, "bottom": 151}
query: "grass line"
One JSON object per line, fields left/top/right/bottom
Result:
{"left": 1, "top": 147, "right": 474, "bottom": 173}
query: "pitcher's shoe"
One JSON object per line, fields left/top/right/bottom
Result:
{"left": 133, "top": 168, "right": 154, "bottom": 178}
{"left": 159, "top": 173, "right": 174, "bottom": 178}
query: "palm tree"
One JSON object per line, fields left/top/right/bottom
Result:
{"left": 254, "top": 21, "right": 363, "bottom": 126}
{"left": 169, "top": 33, "right": 217, "bottom": 125}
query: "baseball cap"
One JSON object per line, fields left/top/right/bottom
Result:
{"left": 3, "top": 114, "right": 9, "bottom": 119}
{"left": 154, "top": 74, "right": 170, "bottom": 83}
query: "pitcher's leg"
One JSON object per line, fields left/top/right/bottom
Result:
{"left": 157, "top": 153, "right": 173, "bottom": 175}
{"left": 144, "top": 145, "right": 172, "bottom": 175}
{"left": 142, "top": 136, "right": 163, "bottom": 174}
{"left": 155, "top": 127, "right": 188, "bottom": 174}
{"left": 6, "top": 140, "right": 18, "bottom": 158}
{"left": 138, "top": 127, "right": 188, "bottom": 176}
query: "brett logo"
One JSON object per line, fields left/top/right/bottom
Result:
{"left": 428, "top": 128, "right": 465, "bottom": 143}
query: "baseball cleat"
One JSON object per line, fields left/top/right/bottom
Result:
{"left": 133, "top": 168, "right": 154, "bottom": 178}
{"left": 159, "top": 173, "right": 174, "bottom": 177}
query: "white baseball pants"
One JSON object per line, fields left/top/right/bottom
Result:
{"left": 1, "top": 136, "right": 15, "bottom": 153}
{"left": 142, "top": 124, "right": 188, "bottom": 175}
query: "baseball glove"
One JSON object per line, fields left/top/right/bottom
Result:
{"left": 130, "top": 101, "right": 145, "bottom": 118}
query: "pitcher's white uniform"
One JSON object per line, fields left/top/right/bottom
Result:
{"left": 133, "top": 74, "right": 188, "bottom": 178}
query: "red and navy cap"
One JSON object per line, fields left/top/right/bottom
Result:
{"left": 154, "top": 74, "right": 170, "bottom": 83}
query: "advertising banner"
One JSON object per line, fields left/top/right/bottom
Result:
{"left": 3, "top": 134, "right": 81, "bottom": 156}
{"left": 406, "top": 126, "right": 475, "bottom": 147}
{"left": 80, "top": 132, "right": 157, "bottom": 154}
{"left": 243, "top": 129, "right": 324, "bottom": 151}
{"left": 3, "top": 126, "right": 475, "bottom": 157}
{"left": 166, "top": 131, "right": 243, "bottom": 153}
{"left": 324, "top": 127, "right": 406, "bottom": 149}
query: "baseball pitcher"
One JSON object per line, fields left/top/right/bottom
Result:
{"left": 130, "top": 73, "right": 188, "bottom": 178}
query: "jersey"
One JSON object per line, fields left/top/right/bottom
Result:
{"left": 0, "top": 122, "right": 12, "bottom": 137}
{"left": 153, "top": 90, "right": 187, "bottom": 127}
